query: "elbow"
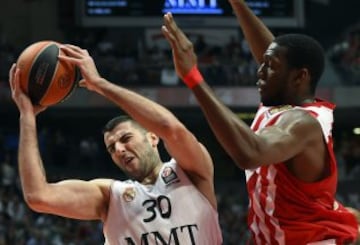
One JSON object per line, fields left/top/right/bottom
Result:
{"left": 233, "top": 156, "right": 258, "bottom": 170}
{"left": 229, "top": 149, "right": 262, "bottom": 170}
{"left": 160, "top": 120, "right": 188, "bottom": 141}
{"left": 239, "top": 160, "right": 260, "bottom": 170}
{"left": 23, "top": 192, "right": 48, "bottom": 213}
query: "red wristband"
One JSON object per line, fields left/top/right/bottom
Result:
{"left": 183, "top": 66, "right": 204, "bottom": 89}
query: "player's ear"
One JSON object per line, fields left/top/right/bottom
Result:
{"left": 293, "top": 68, "right": 310, "bottom": 87}
{"left": 147, "top": 132, "right": 159, "bottom": 147}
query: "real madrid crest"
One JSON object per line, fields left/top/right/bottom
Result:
{"left": 122, "top": 187, "right": 136, "bottom": 202}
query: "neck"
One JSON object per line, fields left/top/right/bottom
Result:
{"left": 141, "top": 163, "right": 162, "bottom": 185}
{"left": 288, "top": 95, "right": 315, "bottom": 105}
{"left": 301, "top": 97, "right": 316, "bottom": 104}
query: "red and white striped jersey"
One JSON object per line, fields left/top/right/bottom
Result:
{"left": 246, "top": 99, "right": 358, "bottom": 244}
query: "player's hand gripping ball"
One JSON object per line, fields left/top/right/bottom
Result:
{"left": 16, "top": 40, "right": 78, "bottom": 106}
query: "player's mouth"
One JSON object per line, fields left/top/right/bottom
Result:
{"left": 122, "top": 156, "right": 135, "bottom": 167}
{"left": 257, "top": 80, "right": 266, "bottom": 93}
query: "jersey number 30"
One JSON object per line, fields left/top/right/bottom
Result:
{"left": 142, "top": 195, "right": 172, "bottom": 223}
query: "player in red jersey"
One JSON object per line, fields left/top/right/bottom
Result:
{"left": 161, "top": 0, "right": 359, "bottom": 243}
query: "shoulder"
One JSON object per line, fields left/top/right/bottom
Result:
{"left": 279, "top": 108, "right": 319, "bottom": 125}
{"left": 278, "top": 108, "right": 320, "bottom": 127}
{"left": 274, "top": 109, "right": 323, "bottom": 140}
{"left": 282, "top": 107, "right": 316, "bottom": 118}
{"left": 89, "top": 178, "right": 115, "bottom": 186}
{"left": 89, "top": 178, "right": 115, "bottom": 193}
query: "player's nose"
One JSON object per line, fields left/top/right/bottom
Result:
{"left": 114, "top": 142, "right": 126, "bottom": 156}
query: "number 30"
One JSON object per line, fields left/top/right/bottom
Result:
{"left": 142, "top": 195, "right": 172, "bottom": 222}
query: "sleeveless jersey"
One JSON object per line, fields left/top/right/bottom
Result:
{"left": 103, "top": 159, "right": 223, "bottom": 245}
{"left": 246, "top": 99, "right": 358, "bottom": 244}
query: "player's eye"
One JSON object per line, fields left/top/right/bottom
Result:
{"left": 122, "top": 135, "right": 131, "bottom": 143}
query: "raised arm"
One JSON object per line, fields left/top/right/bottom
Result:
{"left": 162, "top": 14, "right": 325, "bottom": 179}
{"left": 228, "top": 0, "right": 274, "bottom": 64}
{"left": 9, "top": 64, "right": 111, "bottom": 221}
{"left": 58, "top": 45, "right": 217, "bottom": 208}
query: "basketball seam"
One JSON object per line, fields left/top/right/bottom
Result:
{"left": 27, "top": 42, "right": 54, "bottom": 98}
{"left": 58, "top": 67, "right": 79, "bottom": 104}
{"left": 39, "top": 52, "right": 59, "bottom": 106}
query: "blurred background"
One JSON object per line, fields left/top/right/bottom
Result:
{"left": 1, "top": 0, "right": 360, "bottom": 244}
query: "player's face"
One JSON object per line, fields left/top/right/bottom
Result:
{"left": 256, "top": 42, "right": 296, "bottom": 106}
{"left": 103, "top": 121, "right": 160, "bottom": 181}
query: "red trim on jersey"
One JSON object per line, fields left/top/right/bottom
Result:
{"left": 246, "top": 100, "right": 358, "bottom": 244}
{"left": 252, "top": 111, "right": 266, "bottom": 132}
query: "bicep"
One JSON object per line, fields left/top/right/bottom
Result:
{"left": 254, "top": 113, "right": 321, "bottom": 166}
{"left": 34, "top": 179, "right": 111, "bottom": 221}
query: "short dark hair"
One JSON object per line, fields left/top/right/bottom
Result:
{"left": 274, "top": 34, "right": 325, "bottom": 94}
{"left": 102, "top": 115, "right": 146, "bottom": 134}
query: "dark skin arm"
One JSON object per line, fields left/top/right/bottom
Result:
{"left": 162, "top": 13, "right": 327, "bottom": 182}
{"left": 228, "top": 0, "right": 274, "bottom": 64}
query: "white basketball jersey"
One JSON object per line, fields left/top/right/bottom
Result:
{"left": 103, "top": 159, "right": 223, "bottom": 245}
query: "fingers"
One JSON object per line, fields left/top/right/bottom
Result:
{"left": 58, "top": 44, "right": 92, "bottom": 68}
{"left": 9, "top": 63, "right": 16, "bottom": 90}
{"left": 59, "top": 44, "right": 89, "bottom": 59}
{"left": 161, "top": 25, "right": 176, "bottom": 49}
{"left": 9, "top": 63, "right": 16, "bottom": 82}
{"left": 61, "top": 44, "right": 86, "bottom": 53}
{"left": 163, "top": 13, "right": 181, "bottom": 46}
{"left": 163, "top": 13, "right": 193, "bottom": 52}
{"left": 78, "top": 80, "right": 87, "bottom": 88}
{"left": 58, "top": 54, "right": 82, "bottom": 66}
{"left": 162, "top": 13, "right": 178, "bottom": 50}
{"left": 163, "top": 13, "right": 178, "bottom": 35}
{"left": 9, "top": 64, "right": 21, "bottom": 94}
{"left": 8, "top": 64, "right": 27, "bottom": 105}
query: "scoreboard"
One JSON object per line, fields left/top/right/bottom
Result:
{"left": 77, "top": 0, "right": 304, "bottom": 27}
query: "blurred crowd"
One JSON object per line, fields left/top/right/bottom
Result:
{"left": 0, "top": 23, "right": 360, "bottom": 88}
{"left": 328, "top": 22, "right": 360, "bottom": 85}
{"left": 0, "top": 30, "right": 259, "bottom": 89}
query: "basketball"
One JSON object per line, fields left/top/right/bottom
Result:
{"left": 16, "top": 40, "right": 78, "bottom": 106}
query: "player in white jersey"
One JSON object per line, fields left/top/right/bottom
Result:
{"left": 9, "top": 44, "right": 222, "bottom": 244}
{"left": 104, "top": 158, "right": 221, "bottom": 244}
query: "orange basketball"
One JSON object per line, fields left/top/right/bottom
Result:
{"left": 16, "top": 40, "right": 78, "bottom": 106}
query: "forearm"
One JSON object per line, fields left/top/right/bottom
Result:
{"left": 192, "top": 83, "right": 259, "bottom": 168}
{"left": 18, "top": 113, "right": 47, "bottom": 201}
{"left": 229, "top": 0, "right": 274, "bottom": 64}
{"left": 94, "top": 78, "right": 180, "bottom": 136}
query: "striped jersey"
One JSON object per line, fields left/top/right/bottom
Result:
{"left": 103, "top": 159, "right": 223, "bottom": 245}
{"left": 246, "top": 99, "right": 358, "bottom": 244}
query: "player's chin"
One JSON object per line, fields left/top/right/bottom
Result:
{"left": 261, "top": 97, "right": 281, "bottom": 107}
{"left": 260, "top": 96, "right": 271, "bottom": 106}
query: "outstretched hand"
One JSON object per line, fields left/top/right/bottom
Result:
{"left": 58, "top": 44, "right": 102, "bottom": 92}
{"left": 9, "top": 64, "right": 47, "bottom": 116}
{"left": 162, "top": 12, "right": 198, "bottom": 80}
